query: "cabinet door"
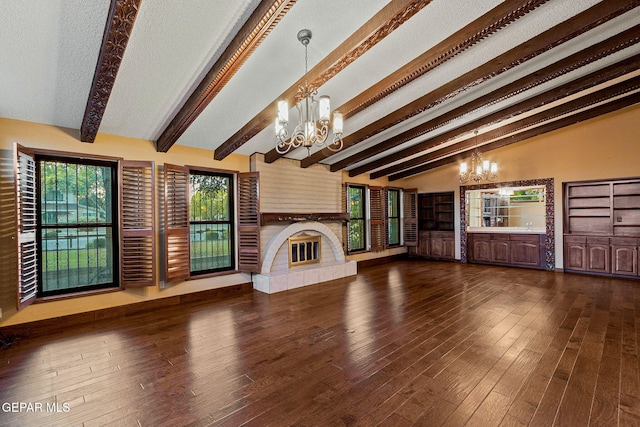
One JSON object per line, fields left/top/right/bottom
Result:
{"left": 587, "top": 244, "right": 610, "bottom": 273}
{"left": 612, "top": 245, "right": 638, "bottom": 276}
{"left": 430, "top": 237, "right": 444, "bottom": 258}
{"left": 490, "top": 240, "right": 510, "bottom": 264}
{"left": 441, "top": 236, "right": 455, "bottom": 259}
{"left": 564, "top": 236, "right": 587, "bottom": 271}
{"left": 470, "top": 238, "right": 490, "bottom": 262}
{"left": 511, "top": 240, "right": 540, "bottom": 267}
{"left": 418, "top": 231, "right": 430, "bottom": 257}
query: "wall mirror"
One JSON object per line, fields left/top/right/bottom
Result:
{"left": 460, "top": 178, "right": 555, "bottom": 270}
{"left": 465, "top": 185, "right": 546, "bottom": 232}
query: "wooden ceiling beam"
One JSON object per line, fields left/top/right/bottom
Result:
{"left": 339, "top": 26, "right": 640, "bottom": 175}
{"left": 299, "top": 0, "right": 638, "bottom": 168}
{"left": 213, "top": 0, "right": 432, "bottom": 161}
{"left": 386, "top": 80, "right": 640, "bottom": 181}
{"left": 155, "top": 0, "right": 297, "bottom": 153}
{"left": 81, "top": 0, "right": 142, "bottom": 143}
{"left": 263, "top": 0, "right": 550, "bottom": 164}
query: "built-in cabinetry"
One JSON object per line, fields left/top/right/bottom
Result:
{"left": 413, "top": 192, "right": 455, "bottom": 260}
{"left": 468, "top": 233, "right": 546, "bottom": 269}
{"left": 563, "top": 178, "right": 640, "bottom": 278}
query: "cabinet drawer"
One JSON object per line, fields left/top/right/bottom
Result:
{"left": 469, "top": 233, "right": 490, "bottom": 241}
{"left": 490, "top": 233, "right": 510, "bottom": 241}
{"left": 565, "top": 235, "right": 587, "bottom": 244}
{"left": 611, "top": 237, "right": 639, "bottom": 246}
{"left": 510, "top": 234, "right": 541, "bottom": 242}
{"left": 587, "top": 236, "right": 610, "bottom": 245}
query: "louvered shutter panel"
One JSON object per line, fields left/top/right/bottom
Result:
{"left": 403, "top": 189, "right": 418, "bottom": 247}
{"left": 164, "top": 164, "right": 190, "bottom": 282}
{"left": 370, "top": 186, "right": 385, "bottom": 252}
{"left": 237, "top": 172, "right": 260, "bottom": 273}
{"left": 119, "top": 161, "right": 155, "bottom": 287}
{"left": 14, "top": 143, "right": 37, "bottom": 309}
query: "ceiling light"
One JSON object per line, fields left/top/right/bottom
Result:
{"left": 275, "top": 29, "right": 343, "bottom": 156}
{"left": 460, "top": 131, "right": 497, "bottom": 183}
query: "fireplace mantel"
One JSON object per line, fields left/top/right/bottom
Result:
{"left": 260, "top": 212, "right": 350, "bottom": 225}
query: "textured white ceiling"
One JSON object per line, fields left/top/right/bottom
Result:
{"left": 1, "top": 0, "right": 638, "bottom": 176}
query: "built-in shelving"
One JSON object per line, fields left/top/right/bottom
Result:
{"left": 564, "top": 177, "right": 640, "bottom": 278}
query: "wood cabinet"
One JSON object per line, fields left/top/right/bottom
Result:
{"left": 468, "top": 233, "right": 545, "bottom": 269}
{"left": 415, "top": 230, "right": 455, "bottom": 260}
{"left": 564, "top": 178, "right": 640, "bottom": 278}
{"left": 414, "top": 192, "right": 455, "bottom": 260}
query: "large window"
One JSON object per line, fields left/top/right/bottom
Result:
{"left": 348, "top": 185, "right": 366, "bottom": 252}
{"left": 387, "top": 188, "right": 400, "bottom": 246}
{"left": 38, "top": 156, "right": 117, "bottom": 296}
{"left": 189, "top": 171, "right": 234, "bottom": 274}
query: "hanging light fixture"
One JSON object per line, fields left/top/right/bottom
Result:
{"left": 459, "top": 130, "right": 498, "bottom": 183}
{"left": 275, "top": 29, "right": 343, "bottom": 156}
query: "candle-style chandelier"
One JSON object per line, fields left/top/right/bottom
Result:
{"left": 459, "top": 130, "right": 498, "bottom": 183}
{"left": 275, "top": 29, "right": 343, "bottom": 156}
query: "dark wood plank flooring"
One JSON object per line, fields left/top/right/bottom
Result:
{"left": 1, "top": 260, "right": 640, "bottom": 426}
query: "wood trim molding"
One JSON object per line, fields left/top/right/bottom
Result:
{"left": 81, "top": 0, "right": 142, "bottom": 143}
{"left": 264, "top": 0, "right": 549, "bottom": 164}
{"left": 260, "top": 212, "right": 350, "bottom": 225}
{"left": 388, "top": 88, "right": 640, "bottom": 181}
{"left": 213, "top": 0, "right": 432, "bottom": 161}
{"left": 156, "top": 0, "right": 297, "bottom": 152}
{"left": 339, "top": 28, "right": 640, "bottom": 175}
{"left": 299, "top": 0, "right": 637, "bottom": 168}
{"left": 364, "top": 54, "right": 640, "bottom": 179}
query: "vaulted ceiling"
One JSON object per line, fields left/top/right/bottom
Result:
{"left": 2, "top": 0, "right": 639, "bottom": 181}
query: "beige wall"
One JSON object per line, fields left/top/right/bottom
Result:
{"left": 396, "top": 103, "right": 640, "bottom": 267}
{"left": 0, "top": 118, "right": 250, "bottom": 327}
{"left": 4, "top": 103, "right": 638, "bottom": 326}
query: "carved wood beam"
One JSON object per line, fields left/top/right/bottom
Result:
{"left": 213, "top": 0, "right": 432, "bottom": 161}
{"left": 386, "top": 79, "right": 640, "bottom": 181}
{"left": 81, "top": 0, "right": 141, "bottom": 143}
{"left": 155, "top": 0, "right": 297, "bottom": 153}
{"left": 340, "top": 26, "right": 640, "bottom": 175}
{"left": 349, "top": 39, "right": 640, "bottom": 178}
{"left": 262, "top": 0, "right": 550, "bottom": 164}
{"left": 299, "top": 0, "right": 639, "bottom": 168}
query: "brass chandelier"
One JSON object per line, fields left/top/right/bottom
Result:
{"left": 459, "top": 131, "right": 498, "bottom": 183}
{"left": 275, "top": 29, "right": 343, "bottom": 155}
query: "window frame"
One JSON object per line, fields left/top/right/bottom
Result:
{"left": 386, "top": 187, "right": 401, "bottom": 247}
{"left": 347, "top": 184, "right": 368, "bottom": 253}
{"left": 35, "top": 154, "right": 119, "bottom": 297}
{"left": 188, "top": 169, "right": 235, "bottom": 276}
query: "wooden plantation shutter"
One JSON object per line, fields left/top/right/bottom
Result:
{"left": 370, "top": 186, "right": 385, "bottom": 252}
{"left": 164, "top": 164, "right": 190, "bottom": 282}
{"left": 13, "top": 143, "right": 37, "bottom": 309}
{"left": 403, "top": 189, "right": 418, "bottom": 247}
{"left": 119, "top": 161, "right": 155, "bottom": 287}
{"left": 237, "top": 172, "right": 260, "bottom": 273}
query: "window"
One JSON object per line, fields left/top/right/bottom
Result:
{"left": 14, "top": 143, "right": 156, "bottom": 308}
{"left": 387, "top": 188, "right": 400, "bottom": 246}
{"left": 164, "top": 165, "right": 260, "bottom": 282}
{"left": 38, "top": 156, "right": 117, "bottom": 296}
{"left": 347, "top": 185, "right": 366, "bottom": 252}
{"left": 189, "top": 171, "right": 234, "bottom": 274}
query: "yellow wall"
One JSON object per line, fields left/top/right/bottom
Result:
{"left": 396, "top": 103, "right": 640, "bottom": 266}
{"left": 0, "top": 118, "right": 250, "bottom": 327}
{"left": 4, "top": 103, "right": 638, "bottom": 326}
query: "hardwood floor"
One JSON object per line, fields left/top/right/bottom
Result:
{"left": 1, "top": 260, "right": 640, "bottom": 426}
